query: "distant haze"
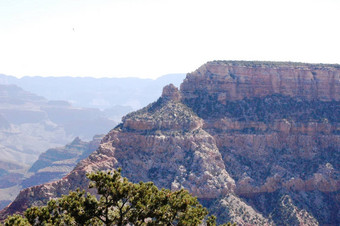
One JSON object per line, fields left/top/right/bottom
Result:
{"left": 0, "top": 73, "right": 186, "bottom": 110}
{"left": 0, "top": 0, "right": 339, "bottom": 79}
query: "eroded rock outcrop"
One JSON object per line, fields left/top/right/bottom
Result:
{"left": 1, "top": 61, "right": 339, "bottom": 225}
{"left": 181, "top": 61, "right": 340, "bottom": 225}
{"left": 0, "top": 85, "right": 236, "bottom": 218}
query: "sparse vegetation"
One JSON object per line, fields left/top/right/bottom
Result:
{"left": 3, "top": 169, "right": 232, "bottom": 225}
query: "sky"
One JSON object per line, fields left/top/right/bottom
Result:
{"left": 0, "top": 0, "right": 339, "bottom": 79}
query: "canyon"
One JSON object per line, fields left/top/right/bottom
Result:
{"left": 0, "top": 74, "right": 186, "bottom": 208}
{"left": 1, "top": 61, "right": 339, "bottom": 225}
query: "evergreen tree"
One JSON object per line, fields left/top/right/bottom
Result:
{"left": 4, "top": 169, "right": 209, "bottom": 225}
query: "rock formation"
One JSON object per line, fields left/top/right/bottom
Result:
{"left": 21, "top": 135, "right": 103, "bottom": 189}
{"left": 1, "top": 61, "right": 339, "bottom": 225}
{"left": 0, "top": 84, "right": 116, "bottom": 209}
{"left": 0, "top": 135, "right": 102, "bottom": 210}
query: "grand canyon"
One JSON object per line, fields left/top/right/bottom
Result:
{"left": 1, "top": 61, "right": 339, "bottom": 225}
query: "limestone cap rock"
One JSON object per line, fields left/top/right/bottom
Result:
{"left": 161, "top": 84, "right": 181, "bottom": 101}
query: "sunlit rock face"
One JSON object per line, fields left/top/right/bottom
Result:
{"left": 181, "top": 61, "right": 340, "bottom": 102}
{"left": 181, "top": 61, "right": 340, "bottom": 225}
{"left": 1, "top": 61, "right": 339, "bottom": 225}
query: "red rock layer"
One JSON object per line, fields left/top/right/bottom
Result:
{"left": 181, "top": 61, "right": 340, "bottom": 102}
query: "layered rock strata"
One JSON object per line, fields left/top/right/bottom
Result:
{"left": 1, "top": 61, "right": 339, "bottom": 225}
{"left": 181, "top": 61, "right": 340, "bottom": 102}
{"left": 181, "top": 61, "right": 340, "bottom": 225}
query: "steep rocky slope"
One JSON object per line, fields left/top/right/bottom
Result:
{"left": 1, "top": 61, "right": 339, "bottom": 225}
{"left": 269, "top": 195, "right": 319, "bottom": 226}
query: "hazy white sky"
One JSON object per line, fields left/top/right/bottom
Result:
{"left": 0, "top": 0, "right": 339, "bottom": 78}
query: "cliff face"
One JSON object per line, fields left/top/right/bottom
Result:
{"left": 1, "top": 61, "right": 339, "bottom": 225}
{"left": 181, "top": 61, "right": 340, "bottom": 102}
{"left": 181, "top": 61, "right": 340, "bottom": 224}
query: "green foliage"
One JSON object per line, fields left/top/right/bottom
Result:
{"left": 24, "top": 199, "right": 79, "bottom": 225}
{"left": 206, "top": 215, "right": 235, "bottom": 226}
{"left": 206, "top": 215, "right": 217, "bottom": 226}
{"left": 85, "top": 169, "right": 208, "bottom": 225}
{"left": 3, "top": 214, "right": 29, "bottom": 226}
{"left": 4, "top": 168, "right": 212, "bottom": 225}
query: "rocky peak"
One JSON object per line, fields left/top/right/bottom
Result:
{"left": 121, "top": 93, "right": 202, "bottom": 132}
{"left": 161, "top": 84, "right": 181, "bottom": 102}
